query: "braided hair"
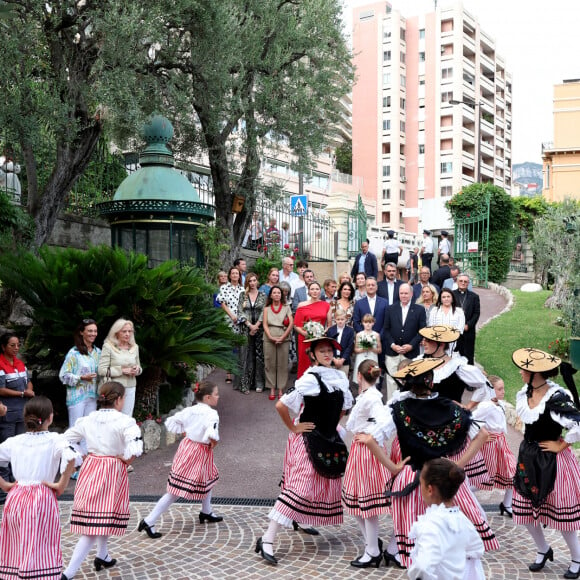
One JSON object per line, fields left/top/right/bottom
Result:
{"left": 97, "top": 381, "right": 125, "bottom": 409}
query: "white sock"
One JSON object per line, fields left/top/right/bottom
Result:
{"left": 562, "top": 530, "right": 580, "bottom": 572}
{"left": 262, "top": 520, "right": 281, "bottom": 556}
{"left": 503, "top": 488, "right": 513, "bottom": 509}
{"left": 64, "top": 535, "right": 96, "bottom": 578}
{"left": 364, "top": 516, "right": 381, "bottom": 557}
{"left": 524, "top": 523, "right": 550, "bottom": 562}
{"left": 145, "top": 493, "right": 178, "bottom": 528}
{"left": 353, "top": 515, "right": 367, "bottom": 545}
{"left": 201, "top": 490, "right": 213, "bottom": 514}
{"left": 386, "top": 535, "right": 398, "bottom": 555}
{"left": 95, "top": 536, "right": 110, "bottom": 561}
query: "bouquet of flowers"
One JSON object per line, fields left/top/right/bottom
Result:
{"left": 303, "top": 320, "right": 325, "bottom": 340}
{"left": 358, "top": 333, "right": 378, "bottom": 350}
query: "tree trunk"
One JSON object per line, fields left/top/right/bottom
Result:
{"left": 545, "top": 273, "right": 569, "bottom": 309}
{"left": 135, "top": 365, "right": 166, "bottom": 417}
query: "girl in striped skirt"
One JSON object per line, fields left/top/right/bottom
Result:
{"left": 0, "top": 396, "right": 79, "bottom": 580}
{"left": 511, "top": 348, "right": 580, "bottom": 578}
{"left": 62, "top": 381, "right": 143, "bottom": 580}
{"left": 471, "top": 375, "right": 517, "bottom": 516}
{"left": 357, "top": 358, "right": 498, "bottom": 569}
{"left": 255, "top": 331, "right": 353, "bottom": 566}
{"left": 343, "top": 359, "right": 407, "bottom": 569}
{"left": 138, "top": 381, "right": 222, "bottom": 539}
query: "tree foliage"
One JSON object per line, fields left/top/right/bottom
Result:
{"left": 146, "top": 0, "right": 353, "bottom": 262}
{"left": 335, "top": 140, "right": 352, "bottom": 175}
{"left": 0, "top": 192, "right": 35, "bottom": 249}
{"left": 0, "top": 245, "right": 242, "bottom": 412}
{"left": 445, "top": 183, "right": 515, "bottom": 283}
{"left": 513, "top": 196, "right": 550, "bottom": 236}
{"left": 532, "top": 199, "right": 580, "bottom": 328}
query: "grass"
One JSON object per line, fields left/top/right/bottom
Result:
{"left": 476, "top": 290, "right": 564, "bottom": 403}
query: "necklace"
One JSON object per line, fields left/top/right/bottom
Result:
{"left": 271, "top": 302, "right": 282, "bottom": 314}
{"left": 531, "top": 381, "right": 548, "bottom": 391}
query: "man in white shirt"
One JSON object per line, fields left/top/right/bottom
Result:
{"left": 279, "top": 257, "right": 298, "bottom": 287}
{"left": 420, "top": 229, "right": 434, "bottom": 273}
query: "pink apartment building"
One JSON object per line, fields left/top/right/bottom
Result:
{"left": 352, "top": 1, "right": 512, "bottom": 236}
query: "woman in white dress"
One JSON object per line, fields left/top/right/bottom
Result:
{"left": 428, "top": 288, "right": 465, "bottom": 342}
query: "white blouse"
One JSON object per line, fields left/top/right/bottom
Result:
{"left": 165, "top": 403, "right": 220, "bottom": 444}
{"left": 428, "top": 306, "right": 466, "bottom": 334}
{"left": 346, "top": 387, "right": 386, "bottom": 445}
{"left": 408, "top": 503, "right": 484, "bottom": 580}
{"left": 516, "top": 382, "right": 580, "bottom": 444}
{"left": 281, "top": 366, "right": 353, "bottom": 418}
{"left": 471, "top": 400, "right": 507, "bottom": 433}
{"left": 0, "top": 431, "right": 81, "bottom": 483}
{"left": 64, "top": 409, "right": 143, "bottom": 460}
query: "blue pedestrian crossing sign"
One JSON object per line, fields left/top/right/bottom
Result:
{"left": 290, "top": 194, "right": 308, "bottom": 217}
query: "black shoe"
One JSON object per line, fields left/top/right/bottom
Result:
{"left": 499, "top": 502, "right": 513, "bottom": 518}
{"left": 529, "top": 547, "right": 553, "bottom": 572}
{"left": 61, "top": 575, "right": 69, "bottom": 580}
{"left": 199, "top": 511, "right": 223, "bottom": 524}
{"left": 94, "top": 556, "right": 117, "bottom": 571}
{"left": 564, "top": 561, "right": 580, "bottom": 579}
{"left": 384, "top": 550, "right": 406, "bottom": 569}
{"left": 292, "top": 520, "right": 320, "bottom": 535}
{"left": 350, "top": 552, "right": 382, "bottom": 568}
{"left": 255, "top": 537, "right": 277, "bottom": 565}
{"left": 138, "top": 519, "right": 162, "bottom": 539}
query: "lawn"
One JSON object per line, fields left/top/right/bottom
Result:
{"left": 475, "top": 290, "right": 564, "bottom": 403}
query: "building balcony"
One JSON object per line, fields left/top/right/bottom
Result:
{"left": 479, "top": 75, "right": 495, "bottom": 96}
{"left": 481, "top": 141, "right": 494, "bottom": 157}
{"left": 480, "top": 52, "right": 495, "bottom": 75}
{"left": 462, "top": 128, "right": 475, "bottom": 145}
{"left": 462, "top": 34, "right": 476, "bottom": 54}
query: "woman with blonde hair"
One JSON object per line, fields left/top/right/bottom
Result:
{"left": 98, "top": 319, "right": 142, "bottom": 417}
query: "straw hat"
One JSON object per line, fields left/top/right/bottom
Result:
{"left": 393, "top": 357, "right": 445, "bottom": 379}
{"left": 419, "top": 325, "right": 461, "bottom": 344}
{"left": 303, "top": 323, "right": 341, "bottom": 352}
{"left": 512, "top": 348, "right": 561, "bottom": 373}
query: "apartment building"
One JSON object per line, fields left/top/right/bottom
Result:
{"left": 542, "top": 79, "right": 580, "bottom": 202}
{"left": 352, "top": 1, "right": 512, "bottom": 235}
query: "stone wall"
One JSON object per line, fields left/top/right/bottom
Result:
{"left": 48, "top": 213, "right": 111, "bottom": 250}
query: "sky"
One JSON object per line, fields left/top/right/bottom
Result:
{"left": 344, "top": 0, "right": 580, "bottom": 165}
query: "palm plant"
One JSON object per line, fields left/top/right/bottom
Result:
{"left": 0, "top": 245, "right": 242, "bottom": 413}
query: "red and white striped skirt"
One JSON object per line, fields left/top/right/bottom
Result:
{"left": 390, "top": 465, "right": 499, "bottom": 567}
{"left": 0, "top": 483, "right": 62, "bottom": 580}
{"left": 167, "top": 438, "right": 219, "bottom": 500}
{"left": 448, "top": 444, "right": 492, "bottom": 491}
{"left": 271, "top": 432, "right": 343, "bottom": 527}
{"left": 70, "top": 455, "right": 129, "bottom": 536}
{"left": 342, "top": 440, "right": 390, "bottom": 517}
{"left": 479, "top": 432, "right": 517, "bottom": 489}
{"left": 513, "top": 446, "right": 580, "bottom": 530}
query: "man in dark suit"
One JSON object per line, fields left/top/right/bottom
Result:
{"left": 412, "top": 266, "right": 440, "bottom": 301}
{"left": 327, "top": 311, "right": 355, "bottom": 378}
{"left": 377, "top": 262, "right": 402, "bottom": 306}
{"left": 350, "top": 240, "right": 378, "bottom": 281}
{"left": 383, "top": 283, "right": 427, "bottom": 399}
{"left": 453, "top": 273, "right": 480, "bottom": 364}
{"left": 352, "top": 277, "right": 389, "bottom": 334}
{"left": 431, "top": 254, "right": 451, "bottom": 288}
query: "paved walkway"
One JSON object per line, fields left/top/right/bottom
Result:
{"left": 47, "top": 286, "right": 570, "bottom": 578}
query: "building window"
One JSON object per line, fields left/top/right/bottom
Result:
{"left": 383, "top": 188, "right": 391, "bottom": 200}
{"left": 384, "top": 29, "right": 391, "bottom": 39}
{"left": 383, "top": 50, "right": 391, "bottom": 62}
{"left": 383, "top": 72, "right": 391, "bottom": 85}
{"left": 400, "top": 166, "right": 406, "bottom": 179}
{"left": 441, "top": 91, "right": 453, "bottom": 103}
{"left": 419, "top": 51, "right": 426, "bottom": 62}
{"left": 383, "top": 165, "right": 391, "bottom": 177}
{"left": 400, "top": 97, "right": 406, "bottom": 110}
{"left": 382, "top": 211, "right": 391, "bottom": 223}
{"left": 400, "top": 28, "right": 406, "bottom": 41}
{"left": 400, "top": 189, "right": 406, "bottom": 201}
{"left": 382, "top": 142, "right": 391, "bottom": 154}
{"left": 400, "top": 144, "right": 405, "bottom": 156}
{"left": 400, "top": 51, "right": 406, "bottom": 63}
{"left": 383, "top": 96, "right": 391, "bottom": 108}
{"left": 441, "top": 161, "right": 453, "bottom": 174}
{"left": 382, "top": 119, "right": 391, "bottom": 131}
{"left": 419, "top": 28, "right": 425, "bottom": 39}
{"left": 441, "top": 185, "right": 453, "bottom": 197}
{"left": 400, "top": 120, "right": 406, "bottom": 132}
{"left": 419, "top": 144, "right": 425, "bottom": 155}
{"left": 419, "top": 78, "right": 426, "bottom": 86}
{"left": 399, "top": 212, "right": 404, "bottom": 223}
{"left": 400, "top": 74, "right": 406, "bottom": 87}
{"left": 442, "top": 67, "right": 453, "bottom": 79}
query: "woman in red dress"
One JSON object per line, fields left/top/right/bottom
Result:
{"left": 293, "top": 282, "right": 330, "bottom": 378}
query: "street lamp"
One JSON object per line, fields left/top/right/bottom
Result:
{"left": 450, "top": 98, "right": 481, "bottom": 184}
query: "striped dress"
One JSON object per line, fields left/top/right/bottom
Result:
{"left": 512, "top": 383, "right": 580, "bottom": 530}
{"left": 0, "top": 431, "right": 81, "bottom": 580}
{"left": 342, "top": 386, "right": 391, "bottom": 517}
{"left": 165, "top": 403, "right": 220, "bottom": 500}
{"left": 269, "top": 366, "right": 353, "bottom": 528}
{"left": 64, "top": 409, "right": 143, "bottom": 536}
{"left": 472, "top": 400, "right": 517, "bottom": 489}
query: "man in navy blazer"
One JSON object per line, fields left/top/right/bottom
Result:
{"left": 383, "top": 283, "right": 427, "bottom": 399}
{"left": 352, "top": 278, "right": 389, "bottom": 334}
{"left": 327, "top": 314, "right": 355, "bottom": 378}
{"left": 350, "top": 240, "right": 379, "bottom": 281}
{"left": 377, "top": 262, "right": 402, "bottom": 306}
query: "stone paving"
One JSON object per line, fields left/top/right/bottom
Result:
{"left": 57, "top": 499, "right": 568, "bottom": 579}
